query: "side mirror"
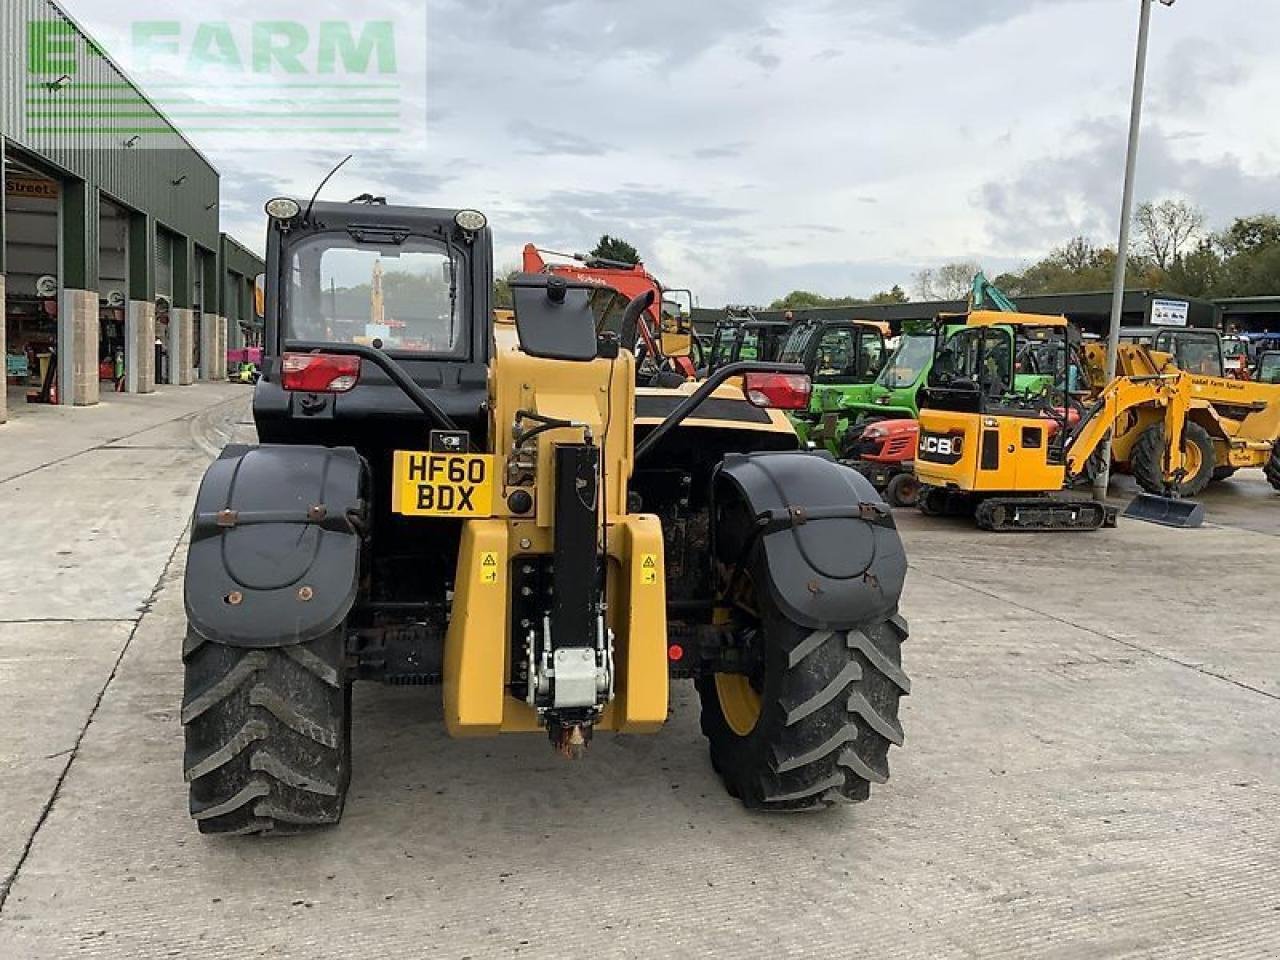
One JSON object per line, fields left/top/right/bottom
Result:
{"left": 510, "top": 274, "right": 598, "bottom": 362}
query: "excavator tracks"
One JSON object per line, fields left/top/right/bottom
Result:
{"left": 974, "top": 497, "right": 1117, "bottom": 532}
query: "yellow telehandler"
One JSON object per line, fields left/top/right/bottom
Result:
{"left": 179, "top": 198, "right": 913, "bottom": 833}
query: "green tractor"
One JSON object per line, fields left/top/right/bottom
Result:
{"left": 836, "top": 275, "right": 1060, "bottom": 443}
{"left": 773, "top": 317, "right": 889, "bottom": 450}
{"left": 702, "top": 307, "right": 793, "bottom": 374}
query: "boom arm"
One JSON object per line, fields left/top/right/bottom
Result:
{"left": 969, "top": 272, "right": 1018, "bottom": 313}
{"left": 1064, "top": 372, "right": 1192, "bottom": 479}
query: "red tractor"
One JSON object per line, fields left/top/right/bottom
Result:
{"left": 841, "top": 418, "right": 920, "bottom": 507}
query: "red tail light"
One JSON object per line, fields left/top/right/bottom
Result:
{"left": 281, "top": 353, "right": 361, "bottom": 393}
{"left": 743, "top": 372, "right": 812, "bottom": 410}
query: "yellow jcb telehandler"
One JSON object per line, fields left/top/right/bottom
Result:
{"left": 179, "top": 197, "right": 913, "bottom": 834}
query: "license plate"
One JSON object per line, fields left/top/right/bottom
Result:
{"left": 392, "top": 451, "right": 494, "bottom": 517}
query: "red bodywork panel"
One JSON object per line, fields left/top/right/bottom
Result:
{"left": 1042, "top": 407, "right": 1082, "bottom": 439}
{"left": 862, "top": 419, "right": 918, "bottom": 464}
{"left": 522, "top": 244, "right": 663, "bottom": 331}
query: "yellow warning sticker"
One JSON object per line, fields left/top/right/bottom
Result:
{"left": 640, "top": 553, "right": 659, "bottom": 585}
{"left": 480, "top": 551, "right": 499, "bottom": 584}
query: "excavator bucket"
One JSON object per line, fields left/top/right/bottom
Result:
{"left": 1123, "top": 493, "right": 1205, "bottom": 528}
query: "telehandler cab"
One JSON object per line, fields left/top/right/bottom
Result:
{"left": 704, "top": 307, "right": 792, "bottom": 374}
{"left": 180, "top": 198, "right": 912, "bottom": 834}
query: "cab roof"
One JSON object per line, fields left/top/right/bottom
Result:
{"left": 962, "top": 309, "right": 1068, "bottom": 329}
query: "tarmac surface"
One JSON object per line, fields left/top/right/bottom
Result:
{"left": 1, "top": 384, "right": 1278, "bottom": 959}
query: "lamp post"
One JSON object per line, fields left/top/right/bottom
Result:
{"left": 1092, "top": 0, "right": 1175, "bottom": 502}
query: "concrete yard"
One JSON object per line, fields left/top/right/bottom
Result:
{"left": 1, "top": 385, "right": 1278, "bottom": 959}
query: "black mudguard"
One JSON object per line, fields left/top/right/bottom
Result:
{"left": 714, "top": 451, "right": 907, "bottom": 630}
{"left": 184, "top": 444, "right": 368, "bottom": 648}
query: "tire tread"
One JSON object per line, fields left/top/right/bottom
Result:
{"left": 182, "top": 629, "right": 350, "bottom": 835}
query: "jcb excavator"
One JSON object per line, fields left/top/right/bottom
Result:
{"left": 914, "top": 311, "right": 1204, "bottom": 531}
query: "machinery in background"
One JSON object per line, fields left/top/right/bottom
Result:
{"left": 227, "top": 347, "right": 263, "bottom": 384}
{"left": 703, "top": 307, "right": 792, "bottom": 375}
{"left": 839, "top": 276, "right": 1046, "bottom": 435}
{"left": 840, "top": 418, "right": 921, "bottom": 507}
{"left": 521, "top": 245, "right": 697, "bottom": 382}
{"left": 1258, "top": 351, "right": 1280, "bottom": 385}
{"left": 1083, "top": 328, "right": 1280, "bottom": 493}
{"left": 774, "top": 316, "right": 887, "bottom": 450}
{"left": 914, "top": 311, "right": 1207, "bottom": 531}
{"left": 1223, "top": 335, "right": 1251, "bottom": 379}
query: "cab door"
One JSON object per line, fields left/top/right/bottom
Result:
{"left": 808, "top": 324, "right": 886, "bottom": 412}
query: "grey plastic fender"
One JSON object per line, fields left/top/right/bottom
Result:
{"left": 184, "top": 445, "right": 367, "bottom": 648}
{"left": 714, "top": 451, "right": 907, "bottom": 630}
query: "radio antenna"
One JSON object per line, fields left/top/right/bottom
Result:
{"left": 303, "top": 154, "right": 353, "bottom": 224}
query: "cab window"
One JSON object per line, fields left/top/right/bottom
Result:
{"left": 1156, "top": 331, "right": 1223, "bottom": 377}
{"left": 778, "top": 325, "right": 816, "bottom": 365}
{"left": 931, "top": 327, "right": 1014, "bottom": 397}
{"left": 812, "top": 327, "right": 885, "bottom": 383}
{"left": 1258, "top": 353, "right": 1280, "bottom": 384}
{"left": 286, "top": 234, "right": 466, "bottom": 356}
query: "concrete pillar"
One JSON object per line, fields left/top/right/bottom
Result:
{"left": 208, "top": 314, "right": 228, "bottom": 380}
{"left": 173, "top": 308, "right": 195, "bottom": 385}
{"left": 58, "top": 289, "right": 100, "bottom": 406}
{"left": 0, "top": 274, "right": 7, "bottom": 425}
{"left": 125, "top": 300, "right": 156, "bottom": 394}
{"left": 163, "top": 306, "right": 178, "bottom": 385}
{"left": 200, "top": 313, "right": 218, "bottom": 381}
{"left": 219, "top": 316, "right": 228, "bottom": 379}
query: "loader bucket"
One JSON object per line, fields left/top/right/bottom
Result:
{"left": 1122, "top": 492, "right": 1205, "bottom": 529}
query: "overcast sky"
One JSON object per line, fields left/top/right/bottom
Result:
{"left": 60, "top": 0, "right": 1280, "bottom": 306}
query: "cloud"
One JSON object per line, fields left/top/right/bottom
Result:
{"left": 54, "top": 0, "right": 1280, "bottom": 307}
{"left": 1153, "top": 37, "right": 1249, "bottom": 113}
{"left": 508, "top": 187, "right": 746, "bottom": 237}
{"left": 507, "top": 120, "right": 609, "bottom": 157}
{"left": 429, "top": 0, "right": 777, "bottom": 67}
{"left": 832, "top": 0, "right": 1073, "bottom": 41}
{"left": 744, "top": 44, "right": 781, "bottom": 72}
{"left": 691, "top": 142, "right": 748, "bottom": 160}
{"left": 980, "top": 117, "right": 1280, "bottom": 252}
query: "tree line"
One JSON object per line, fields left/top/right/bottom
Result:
{"left": 790, "top": 201, "right": 1280, "bottom": 307}
{"left": 500, "top": 209, "right": 1280, "bottom": 311}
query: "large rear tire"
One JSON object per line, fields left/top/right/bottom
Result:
{"left": 697, "top": 550, "right": 910, "bottom": 811}
{"left": 182, "top": 629, "right": 351, "bottom": 835}
{"left": 1131, "top": 421, "right": 1216, "bottom": 497}
{"left": 1266, "top": 440, "right": 1280, "bottom": 492}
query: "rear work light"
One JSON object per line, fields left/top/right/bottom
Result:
{"left": 281, "top": 353, "right": 361, "bottom": 393}
{"left": 743, "top": 372, "right": 812, "bottom": 410}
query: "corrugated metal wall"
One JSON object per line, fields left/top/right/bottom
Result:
{"left": 1, "top": 0, "right": 219, "bottom": 250}
{"left": 155, "top": 228, "right": 174, "bottom": 299}
{"left": 219, "top": 233, "right": 264, "bottom": 322}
